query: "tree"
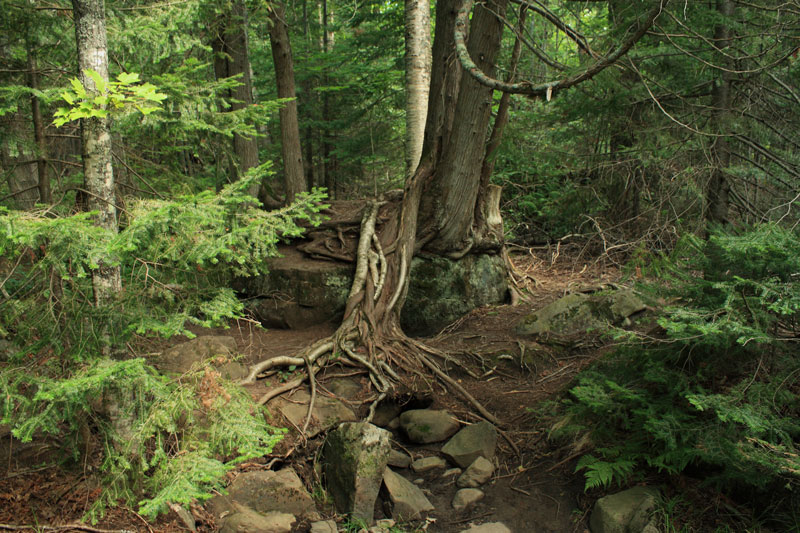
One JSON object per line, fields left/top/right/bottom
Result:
{"left": 72, "top": 0, "right": 121, "bottom": 308}
{"left": 269, "top": 0, "right": 307, "bottom": 202}
{"left": 404, "top": 0, "right": 431, "bottom": 177}
{"left": 211, "top": 0, "right": 260, "bottom": 197}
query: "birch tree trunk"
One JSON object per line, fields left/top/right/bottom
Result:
{"left": 72, "top": 0, "right": 121, "bottom": 307}
{"left": 269, "top": 1, "right": 307, "bottom": 203}
{"left": 404, "top": 0, "right": 431, "bottom": 177}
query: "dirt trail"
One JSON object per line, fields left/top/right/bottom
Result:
{"left": 0, "top": 250, "right": 621, "bottom": 532}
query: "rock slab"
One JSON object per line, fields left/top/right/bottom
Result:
{"left": 272, "top": 389, "right": 357, "bottom": 437}
{"left": 218, "top": 505, "right": 295, "bottom": 533}
{"left": 208, "top": 468, "right": 317, "bottom": 519}
{"left": 590, "top": 486, "right": 660, "bottom": 533}
{"left": 411, "top": 456, "right": 447, "bottom": 473}
{"left": 382, "top": 467, "right": 435, "bottom": 520}
{"left": 324, "top": 422, "right": 391, "bottom": 524}
{"left": 399, "top": 409, "right": 460, "bottom": 444}
{"left": 157, "top": 336, "right": 247, "bottom": 379}
{"left": 442, "top": 422, "right": 498, "bottom": 468}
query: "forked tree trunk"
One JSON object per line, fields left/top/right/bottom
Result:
{"left": 269, "top": 1, "right": 307, "bottom": 203}
{"left": 421, "top": 0, "right": 508, "bottom": 254}
{"left": 72, "top": 0, "right": 121, "bottom": 307}
{"left": 404, "top": 0, "right": 431, "bottom": 177}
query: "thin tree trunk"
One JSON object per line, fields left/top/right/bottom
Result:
{"left": 707, "top": 0, "right": 734, "bottom": 226}
{"left": 269, "top": 1, "right": 306, "bottom": 203}
{"left": 321, "top": 0, "right": 336, "bottom": 198}
{"left": 404, "top": 0, "right": 431, "bottom": 177}
{"left": 72, "top": 0, "right": 121, "bottom": 307}
{"left": 27, "top": 46, "right": 50, "bottom": 204}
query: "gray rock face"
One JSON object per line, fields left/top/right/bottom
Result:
{"left": 452, "top": 488, "right": 484, "bottom": 511}
{"left": 157, "top": 336, "right": 247, "bottom": 379}
{"left": 402, "top": 254, "right": 509, "bottom": 336}
{"left": 441, "top": 422, "right": 498, "bottom": 468}
{"left": 590, "top": 486, "right": 660, "bottom": 533}
{"left": 515, "top": 289, "right": 645, "bottom": 337}
{"left": 382, "top": 467, "right": 435, "bottom": 520}
{"left": 218, "top": 506, "right": 295, "bottom": 533}
{"left": 457, "top": 456, "right": 494, "bottom": 488}
{"left": 399, "top": 409, "right": 460, "bottom": 444}
{"left": 272, "top": 389, "right": 357, "bottom": 437}
{"left": 242, "top": 248, "right": 507, "bottom": 334}
{"left": 459, "top": 523, "right": 512, "bottom": 533}
{"left": 323, "top": 422, "right": 391, "bottom": 524}
{"left": 411, "top": 456, "right": 447, "bottom": 473}
{"left": 208, "top": 468, "right": 317, "bottom": 519}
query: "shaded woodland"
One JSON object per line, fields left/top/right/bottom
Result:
{"left": 1, "top": 0, "right": 799, "bottom": 530}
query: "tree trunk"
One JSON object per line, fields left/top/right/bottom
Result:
{"left": 212, "top": 0, "right": 260, "bottom": 197}
{"left": 269, "top": 1, "right": 307, "bottom": 203}
{"left": 72, "top": 0, "right": 121, "bottom": 307}
{"left": 422, "top": 0, "right": 461, "bottom": 158}
{"left": 321, "top": 0, "right": 336, "bottom": 198}
{"left": 422, "top": 0, "right": 509, "bottom": 254}
{"left": 404, "top": 0, "right": 431, "bottom": 177}
{"left": 27, "top": 46, "right": 50, "bottom": 204}
{"left": 707, "top": 0, "right": 734, "bottom": 226}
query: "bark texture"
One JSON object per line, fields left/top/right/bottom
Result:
{"left": 707, "top": 0, "right": 734, "bottom": 226}
{"left": 212, "top": 0, "right": 260, "bottom": 197}
{"left": 423, "top": 0, "right": 509, "bottom": 254}
{"left": 269, "top": 2, "right": 307, "bottom": 203}
{"left": 72, "top": 0, "right": 121, "bottom": 305}
{"left": 404, "top": 0, "right": 431, "bottom": 177}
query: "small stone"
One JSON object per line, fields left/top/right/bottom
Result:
{"left": 457, "top": 457, "right": 494, "bottom": 488}
{"left": 458, "top": 522, "right": 512, "bottom": 533}
{"left": 376, "top": 518, "right": 396, "bottom": 528}
{"left": 590, "top": 486, "right": 660, "bottom": 533}
{"left": 399, "top": 409, "right": 460, "bottom": 444}
{"left": 382, "top": 467, "right": 435, "bottom": 520}
{"left": 452, "top": 488, "right": 484, "bottom": 511}
{"left": 411, "top": 456, "right": 446, "bottom": 473}
{"left": 413, "top": 478, "right": 424, "bottom": 485}
{"left": 441, "top": 422, "right": 497, "bottom": 468}
{"left": 310, "top": 520, "right": 338, "bottom": 533}
{"left": 443, "top": 468, "right": 462, "bottom": 478}
{"left": 387, "top": 449, "right": 412, "bottom": 468}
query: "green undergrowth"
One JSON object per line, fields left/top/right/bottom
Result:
{"left": 0, "top": 176, "right": 326, "bottom": 519}
{"left": 555, "top": 224, "right": 800, "bottom": 526}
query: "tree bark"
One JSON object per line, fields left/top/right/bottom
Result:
{"left": 404, "top": 0, "right": 431, "bottom": 177}
{"left": 72, "top": 0, "right": 121, "bottom": 307}
{"left": 27, "top": 46, "right": 51, "bottom": 204}
{"left": 422, "top": 0, "right": 509, "bottom": 254}
{"left": 211, "top": 0, "right": 260, "bottom": 197}
{"left": 707, "top": 0, "right": 734, "bottom": 226}
{"left": 269, "top": 1, "right": 307, "bottom": 203}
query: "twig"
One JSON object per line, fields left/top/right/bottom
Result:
{"left": 301, "top": 353, "right": 317, "bottom": 435}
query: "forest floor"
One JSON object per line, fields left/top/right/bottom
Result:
{"left": 0, "top": 248, "right": 733, "bottom": 532}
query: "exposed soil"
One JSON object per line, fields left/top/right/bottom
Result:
{"left": 0, "top": 249, "right": 629, "bottom": 533}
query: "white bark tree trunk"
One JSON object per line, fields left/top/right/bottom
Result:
{"left": 404, "top": 0, "right": 431, "bottom": 177}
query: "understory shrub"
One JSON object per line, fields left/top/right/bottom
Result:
{"left": 0, "top": 177, "right": 326, "bottom": 518}
{"left": 563, "top": 224, "right": 800, "bottom": 497}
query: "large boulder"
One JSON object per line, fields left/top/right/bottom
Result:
{"left": 402, "top": 254, "right": 508, "bottom": 335}
{"left": 441, "top": 422, "right": 498, "bottom": 468}
{"left": 207, "top": 468, "right": 317, "bottom": 519}
{"left": 399, "top": 409, "right": 460, "bottom": 444}
{"left": 382, "top": 468, "right": 435, "bottom": 520}
{"left": 156, "top": 336, "right": 247, "bottom": 379}
{"left": 241, "top": 247, "right": 507, "bottom": 334}
{"left": 515, "top": 289, "right": 645, "bottom": 337}
{"left": 590, "top": 486, "right": 660, "bottom": 533}
{"left": 323, "top": 422, "right": 391, "bottom": 524}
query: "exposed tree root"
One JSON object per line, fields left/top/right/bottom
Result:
{"left": 244, "top": 187, "right": 504, "bottom": 435}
